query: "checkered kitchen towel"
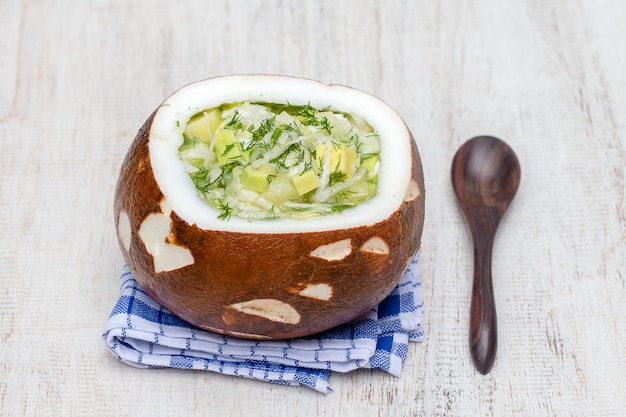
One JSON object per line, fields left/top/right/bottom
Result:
{"left": 102, "top": 255, "right": 424, "bottom": 393}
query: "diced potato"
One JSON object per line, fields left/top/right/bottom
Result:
{"left": 316, "top": 143, "right": 358, "bottom": 179}
{"left": 184, "top": 114, "right": 212, "bottom": 142}
{"left": 206, "top": 109, "right": 222, "bottom": 133}
{"left": 292, "top": 169, "right": 320, "bottom": 196}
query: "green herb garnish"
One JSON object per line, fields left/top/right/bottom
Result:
{"left": 217, "top": 200, "right": 233, "bottom": 220}
{"left": 224, "top": 110, "right": 243, "bottom": 130}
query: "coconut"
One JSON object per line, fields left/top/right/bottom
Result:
{"left": 114, "top": 75, "right": 424, "bottom": 339}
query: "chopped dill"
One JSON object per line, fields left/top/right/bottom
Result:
{"left": 251, "top": 116, "right": 276, "bottom": 142}
{"left": 346, "top": 131, "right": 361, "bottom": 149}
{"left": 264, "top": 205, "right": 278, "bottom": 220}
{"left": 281, "top": 121, "right": 303, "bottom": 137}
{"left": 331, "top": 204, "right": 355, "bottom": 213}
{"left": 259, "top": 128, "right": 283, "bottom": 152}
{"left": 329, "top": 167, "right": 346, "bottom": 186}
{"left": 287, "top": 102, "right": 332, "bottom": 127}
{"left": 217, "top": 200, "right": 233, "bottom": 220}
{"left": 221, "top": 143, "right": 236, "bottom": 156}
{"left": 270, "top": 142, "right": 301, "bottom": 172}
{"left": 219, "top": 161, "right": 242, "bottom": 188}
{"left": 224, "top": 110, "right": 243, "bottom": 130}
{"left": 320, "top": 117, "right": 333, "bottom": 135}
{"left": 189, "top": 165, "right": 212, "bottom": 194}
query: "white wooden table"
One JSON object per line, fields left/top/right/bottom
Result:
{"left": 2, "top": 0, "right": 625, "bottom": 415}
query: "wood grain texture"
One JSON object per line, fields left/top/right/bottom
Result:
{"left": 1, "top": 0, "right": 625, "bottom": 415}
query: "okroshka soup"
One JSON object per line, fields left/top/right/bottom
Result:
{"left": 114, "top": 75, "right": 424, "bottom": 339}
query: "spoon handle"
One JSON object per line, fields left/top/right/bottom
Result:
{"left": 469, "top": 210, "right": 498, "bottom": 374}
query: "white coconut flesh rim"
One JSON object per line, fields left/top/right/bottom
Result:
{"left": 149, "top": 75, "right": 413, "bottom": 233}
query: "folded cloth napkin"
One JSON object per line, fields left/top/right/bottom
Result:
{"left": 102, "top": 255, "right": 424, "bottom": 393}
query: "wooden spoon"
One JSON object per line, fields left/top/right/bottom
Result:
{"left": 451, "top": 136, "right": 521, "bottom": 374}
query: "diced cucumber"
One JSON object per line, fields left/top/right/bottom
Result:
{"left": 346, "top": 113, "right": 372, "bottom": 132}
{"left": 214, "top": 130, "right": 242, "bottom": 165}
{"left": 241, "top": 168, "right": 271, "bottom": 193}
{"left": 361, "top": 154, "right": 380, "bottom": 178}
{"left": 359, "top": 134, "right": 380, "bottom": 154}
{"left": 262, "top": 175, "right": 300, "bottom": 205}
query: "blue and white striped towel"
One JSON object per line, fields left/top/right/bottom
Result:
{"left": 102, "top": 255, "right": 424, "bottom": 393}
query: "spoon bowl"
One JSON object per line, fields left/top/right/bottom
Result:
{"left": 453, "top": 137, "right": 521, "bottom": 207}
{"left": 451, "top": 135, "right": 521, "bottom": 374}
